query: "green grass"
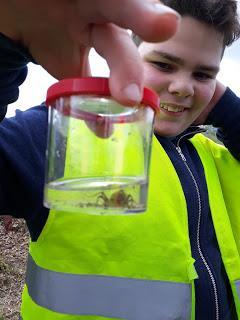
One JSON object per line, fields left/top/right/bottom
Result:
{"left": 0, "top": 310, "right": 4, "bottom": 320}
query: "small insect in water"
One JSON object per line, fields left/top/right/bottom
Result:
{"left": 96, "top": 190, "right": 135, "bottom": 209}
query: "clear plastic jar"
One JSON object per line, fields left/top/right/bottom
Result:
{"left": 45, "top": 77, "right": 159, "bottom": 214}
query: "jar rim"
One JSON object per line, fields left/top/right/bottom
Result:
{"left": 46, "top": 77, "right": 160, "bottom": 113}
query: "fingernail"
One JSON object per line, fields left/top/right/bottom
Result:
{"left": 122, "top": 83, "right": 142, "bottom": 103}
{"left": 152, "top": 4, "right": 180, "bottom": 20}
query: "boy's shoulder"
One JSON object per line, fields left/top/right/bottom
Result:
{"left": 191, "top": 133, "right": 239, "bottom": 165}
{"left": 2, "top": 104, "right": 47, "bottom": 128}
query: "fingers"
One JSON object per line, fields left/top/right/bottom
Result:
{"left": 0, "top": 0, "right": 180, "bottom": 101}
{"left": 89, "top": 0, "right": 180, "bottom": 43}
{"left": 88, "top": 0, "right": 180, "bottom": 105}
{"left": 91, "top": 23, "right": 144, "bottom": 105}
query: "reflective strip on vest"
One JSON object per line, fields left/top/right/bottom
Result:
{"left": 26, "top": 255, "right": 191, "bottom": 319}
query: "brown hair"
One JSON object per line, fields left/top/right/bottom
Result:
{"left": 133, "top": 0, "right": 240, "bottom": 48}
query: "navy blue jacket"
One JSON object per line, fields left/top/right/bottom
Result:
{"left": 0, "top": 33, "right": 240, "bottom": 319}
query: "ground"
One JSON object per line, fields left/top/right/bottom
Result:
{"left": 0, "top": 218, "right": 29, "bottom": 320}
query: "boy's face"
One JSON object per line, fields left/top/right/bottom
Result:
{"left": 139, "top": 17, "right": 223, "bottom": 137}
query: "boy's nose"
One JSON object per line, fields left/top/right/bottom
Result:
{"left": 168, "top": 77, "right": 194, "bottom": 98}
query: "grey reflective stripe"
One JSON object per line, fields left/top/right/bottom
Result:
{"left": 26, "top": 254, "right": 191, "bottom": 320}
{"left": 235, "top": 280, "right": 240, "bottom": 299}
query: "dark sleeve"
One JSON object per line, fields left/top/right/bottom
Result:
{"left": 0, "top": 35, "right": 49, "bottom": 240}
{"left": 0, "top": 106, "right": 48, "bottom": 225}
{"left": 0, "top": 33, "right": 35, "bottom": 120}
{"left": 206, "top": 88, "right": 240, "bottom": 160}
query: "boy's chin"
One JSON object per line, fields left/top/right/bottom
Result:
{"left": 154, "top": 123, "right": 187, "bottom": 138}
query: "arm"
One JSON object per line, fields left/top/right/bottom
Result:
{"left": 0, "top": 36, "right": 49, "bottom": 234}
{"left": 0, "top": 105, "right": 48, "bottom": 219}
{"left": 0, "top": 32, "right": 33, "bottom": 117}
{"left": 0, "top": 105, "right": 50, "bottom": 240}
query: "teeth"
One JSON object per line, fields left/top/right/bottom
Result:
{"left": 161, "top": 103, "right": 184, "bottom": 113}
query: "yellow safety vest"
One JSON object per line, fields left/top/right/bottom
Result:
{"left": 20, "top": 134, "right": 240, "bottom": 319}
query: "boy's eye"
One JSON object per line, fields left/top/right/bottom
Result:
{"left": 150, "top": 61, "right": 173, "bottom": 71}
{"left": 194, "top": 72, "right": 214, "bottom": 81}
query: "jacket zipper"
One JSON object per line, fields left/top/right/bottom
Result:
{"left": 175, "top": 135, "right": 219, "bottom": 320}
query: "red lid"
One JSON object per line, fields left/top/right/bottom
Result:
{"left": 46, "top": 77, "right": 159, "bottom": 113}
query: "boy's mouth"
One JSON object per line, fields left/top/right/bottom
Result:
{"left": 160, "top": 103, "right": 185, "bottom": 113}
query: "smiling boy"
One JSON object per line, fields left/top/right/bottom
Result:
{"left": 139, "top": 16, "right": 223, "bottom": 137}
{"left": 0, "top": 0, "right": 240, "bottom": 319}
{"left": 134, "top": 1, "right": 240, "bottom": 318}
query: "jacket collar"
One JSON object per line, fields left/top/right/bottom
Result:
{"left": 155, "top": 126, "right": 206, "bottom": 146}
